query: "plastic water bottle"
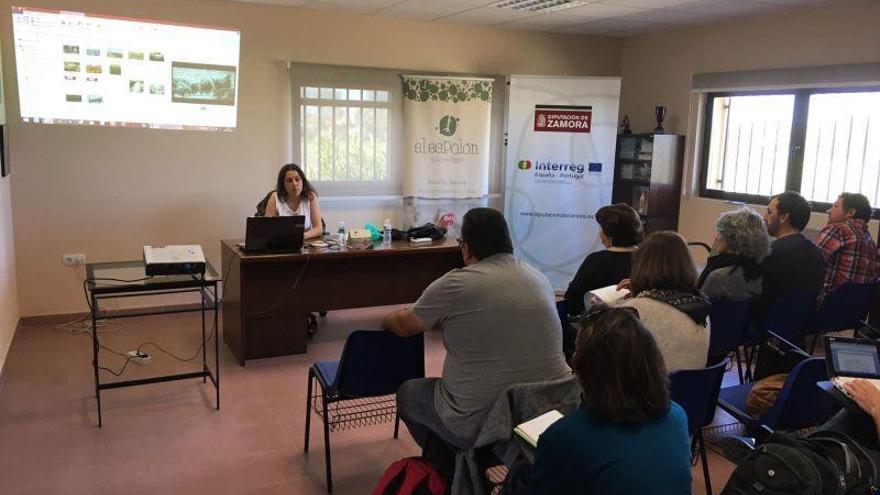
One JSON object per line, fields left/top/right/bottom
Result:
{"left": 383, "top": 219, "right": 392, "bottom": 245}
{"left": 337, "top": 221, "right": 347, "bottom": 244}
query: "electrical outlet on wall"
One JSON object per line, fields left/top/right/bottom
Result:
{"left": 62, "top": 253, "right": 86, "bottom": 266}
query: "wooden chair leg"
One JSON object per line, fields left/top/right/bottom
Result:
{"left": 304, "top": 370, "right": 313, "bottom": 453}
{"left": 323, "top": 396, "right": 333, "bottom": 493}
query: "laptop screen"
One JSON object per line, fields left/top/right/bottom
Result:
{"left": 244, "top": 216, "right": 305, "bottom": 253}
{"left": 830, "top": 340, "right": 880, "bottom": 378}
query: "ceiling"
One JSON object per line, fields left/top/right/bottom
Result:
{"left": 227, "top": 0, "right": 840, "bottom": 37}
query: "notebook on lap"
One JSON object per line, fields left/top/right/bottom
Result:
{"left": 240, "top": 216, "right": 305, "bottom": 253}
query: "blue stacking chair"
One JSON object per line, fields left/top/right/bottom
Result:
{"left": 304, "top": 330, "right": 425, "bottom": 493}
{"left": 707, "top": 299, "right": 753, "bottom": 383}
{"left": 670, "top": 360, "right": 728, "bottom": 495}
{"left": 742, "top": 290, "right": 816, "bottom": 380}
{"left": 754, "top": 289, "right": 816, "bottom": 344}
{"left": 717, "top": 334, "right": 835, "bottom": 440}
{"left": 805, "top": 281, "right": 877, "bottom": 352}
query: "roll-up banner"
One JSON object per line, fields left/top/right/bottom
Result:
{"left": 505, "top": 76, "right": 621, "bottom": 290}
{"left": 401, "top": 75, "right": 493, "bottom": 199}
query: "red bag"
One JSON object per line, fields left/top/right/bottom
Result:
{"left": 372, "top": 457, "right": 447, "bottom": 495}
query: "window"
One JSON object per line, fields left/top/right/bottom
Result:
{"left": 299, "top": 85, "right": 391, "bottom": 182}
{"left": 290, "top": 63, "right": 403, "bottom": 196}
{"left": 700, "top": 87, "right": 880, "bottom": 210}
{"left": 290, "top": 63, "right": 505, "bottom": 197}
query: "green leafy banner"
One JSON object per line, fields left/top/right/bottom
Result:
{"left": 403, "top": 77, "right": 493, "bottom": 103}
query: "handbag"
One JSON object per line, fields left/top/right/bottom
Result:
{"left": 405, "top": 223, "right": 447, "bottom": 241}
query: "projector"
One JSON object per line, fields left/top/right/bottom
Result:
{"left": 143, "top": 245, "right": 206, "bottom": 276}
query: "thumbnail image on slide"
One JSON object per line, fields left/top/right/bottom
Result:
{"left": 171, "top": 62, "right": 236, "bottom": 106}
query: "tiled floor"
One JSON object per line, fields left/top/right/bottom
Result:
{"left": 0, "top": 306, "right": 736, "bottom": 494}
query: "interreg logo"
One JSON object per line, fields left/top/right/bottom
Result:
{"left": 517, "top": 159, "right": 586, "bottom": 181}
{"left": 438, "top": 115, "right": 458, "bottom": 136}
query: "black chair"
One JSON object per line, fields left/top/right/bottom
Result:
{"left": 742, "top": 290, "right": 815, "bottom": 380}
{"left": 706, "top": 298, "right": 753, "bottom": 383}
{"left": 717, "top": 332, "right": 835, "bottom": 441}
{"left": 670, "top": 360, "right": 728, "bottom": 495}
{"left": 254, "top": 189, "right": 273, "bottom": 217}
{"left": 805, "top": 281, "right": 877, "bottom": 352}
{"left": 556, "top": 300, "right": 577, "bottom": 362}
{"left": 687, "top": 241, "right": 712, "bottom": 254}
{"left": 304, "top": 330, "right": 425, "bottom": 493}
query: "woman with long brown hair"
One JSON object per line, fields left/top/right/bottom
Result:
{"left": 617, "top": 230, "right": 710, "bottom": 372}
{"left": 264, "top": 163, "right": 324, "bottom": 240}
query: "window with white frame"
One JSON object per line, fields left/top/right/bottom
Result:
{"left": 289, "top": 63, "right": 403, "bottom": 196}
{"left": 289, "top": 63, "right": 505, "bottom": 197}
{"left": 299, "top": 85, "right": 391, "bottom": 182}
{"left": 700, "top": 87, "right": 880, "bottom": 211}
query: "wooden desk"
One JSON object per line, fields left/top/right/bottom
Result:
{"left": 220, "top": 238, "right": 463, "bottom": 365}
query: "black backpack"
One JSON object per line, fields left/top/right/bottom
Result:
{"left": 810, "top": 431, "right": 880, "bottom": 495}
{"left": 722, "top": 431, "right": 879, "bottom": 495}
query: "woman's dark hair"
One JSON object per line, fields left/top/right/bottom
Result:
{"left": 596, "top": 203, "right": 643, "bottom": 247}
{"left": 839, "top": 193, "right": 873, "bottom": 221}
{"left": 572, "top": 307, "right": 670, "bottom": 424}
{"left": 630, "top": 231, "right": 697, "bottom": 296}
{"left": 461, "top": 208, "right": 513, "bottom": 260}
{"left": 275, "top": 163, "right": 316, "bottom": 201}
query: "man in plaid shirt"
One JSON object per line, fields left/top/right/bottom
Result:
{"left": 816, "top": 192, "right": 879, "bottom": 304}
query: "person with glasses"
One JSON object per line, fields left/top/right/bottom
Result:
{"left": 503, "top": 307, "right": 692, "bottom": 495}
{"left": 383, "top": 207, "right": 570, "bottom": 453}
{"left": 697, "top": 207, "right": 769, "bottom": 302}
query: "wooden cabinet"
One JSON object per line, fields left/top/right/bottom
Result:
{"left": 612, "top": 133, "right": 685, "bottom": 233}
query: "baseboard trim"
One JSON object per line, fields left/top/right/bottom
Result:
{"left": 19, "top": 303, "right": 207, "bottom": 326}
{"left": 0, "top": 317, "right": 22, "bottom": 383}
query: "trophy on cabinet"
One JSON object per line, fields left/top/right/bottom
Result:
{"left": 654, "top": 105, "right": 667, "bottom": 133}
{"left": 620, "top": 114, "right": 633, "bottom": 135}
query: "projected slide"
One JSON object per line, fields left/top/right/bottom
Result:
{"left": 11, "top": 7, "right": 241, "bottom": 131}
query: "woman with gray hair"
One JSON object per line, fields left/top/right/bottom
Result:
{"left": 697, "top": 207, "right": 770, "bottom": 301}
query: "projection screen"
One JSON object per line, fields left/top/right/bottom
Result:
{"left": 11, "top": 6, "right": 241, "bottom": 131}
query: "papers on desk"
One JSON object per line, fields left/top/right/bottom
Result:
{"left": 513, "top": 410, "right": 563, "bottom": 448}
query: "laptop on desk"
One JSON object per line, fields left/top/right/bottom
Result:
{"left": 240, "top": 216, "right": 305, "bottom": 254}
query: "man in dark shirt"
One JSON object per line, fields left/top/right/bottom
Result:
{"left": 756, "top": 191, "right": 824, "bottom": 317}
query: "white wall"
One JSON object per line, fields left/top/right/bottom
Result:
{"left": 0, "top": 173, "right": 18, "bottom": 375}
{"left": 1, "top": 0, "right": 621, "bottom": 316}
{"left": 618, "top": 0, "right": 880, "bottom": 251}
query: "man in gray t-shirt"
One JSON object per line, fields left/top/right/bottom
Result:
{"left": 383, "top": 208, "right": 570, "bottom": 449}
